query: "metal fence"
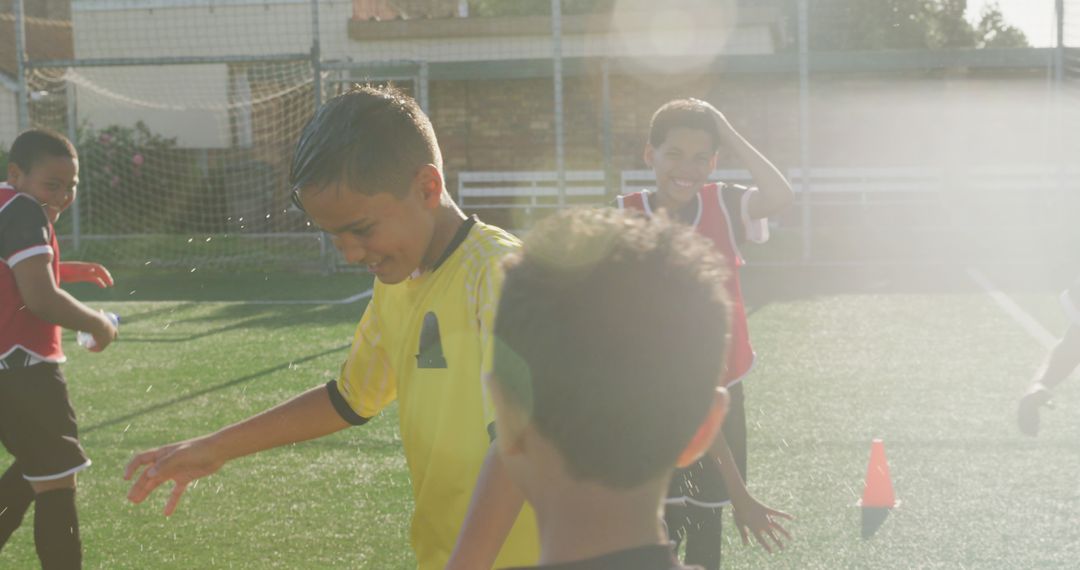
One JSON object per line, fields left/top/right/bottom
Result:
{"left": 7, "top": 0, "right": 1078, "bottom": 269}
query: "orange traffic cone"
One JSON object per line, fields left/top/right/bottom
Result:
{"left": 858, "top": 438, "right": 898, "bottom": 538}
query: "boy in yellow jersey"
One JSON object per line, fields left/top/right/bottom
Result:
{"left": 124, "top": 86, "right": 538, "bottom": 569}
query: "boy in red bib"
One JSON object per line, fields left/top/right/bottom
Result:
{"left": 617, "top": 98, "right": 794, "bottom": 570}
{"left": 0, "top": 129, "right": 117, "bottom": 569}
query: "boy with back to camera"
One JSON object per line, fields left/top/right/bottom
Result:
{"left": 488, "top": 207, "right": 732, "bottom": 569}
{"left": 617, "top": 98, "right": 794, "bottom": 568}
{"left": 0, "top": 129, "right": 118, "bottom": 569}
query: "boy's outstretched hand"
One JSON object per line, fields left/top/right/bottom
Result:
{"left": 730, "top": 493, "right": 794, "bottom": 554}
{"left": 124, "top": 439, "right": 225, "bottom": 516}
{"left": 59, "top": 261, "right": 114, "bottom": 288}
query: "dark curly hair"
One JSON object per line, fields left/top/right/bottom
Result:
{"left": 493, "top": 207, "right": 731, "bottom": 488}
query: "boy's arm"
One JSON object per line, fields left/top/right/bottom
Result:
{"left": 446, "top": 442, "right": 525, "bottom": 570}
{"left": 13, "top": 255, "right": 117, "bottom": 350}
{"left": 125, "top": 384, "right": 351, "bottom": 516}
{"left": 446, "top": 256, "right": 526, "bottom": 569}
{"left": 710, "top": 428, "right": 793, "bottom": 553}
{"left": 58, "top": 261, "right": 114, "bottom": 288}
{"left": 710, "top": 107, "right": 794, "bottom": 220}
{"left": 127, "top": 299, "right": 391, "bottom": 516}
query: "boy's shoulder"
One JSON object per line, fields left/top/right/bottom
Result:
{"left": 0, "top": 185, "right": 49, "bottom": 229}
{"left": 457, "top": 218, "right": 521, "bottom": 269}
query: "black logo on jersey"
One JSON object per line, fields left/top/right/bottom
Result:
{"left": 416, "top": 312, "right": 448, "bottom": 369}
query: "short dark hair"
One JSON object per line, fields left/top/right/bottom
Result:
{"left": 493, "top": 208, "right": 730, "bottom": 488}
{"left": 648, "top": 98, "right": 722, "bottom": 151}
{"left": 9, "top": 129, "right": 77, "bottom": 173}
{"left": 290, "top": 84, "right": 442, "bottom": 198}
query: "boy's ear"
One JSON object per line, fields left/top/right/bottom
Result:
{"left": 643, "top": 144, "right": 655, "bottom": 168}
{"left": 675, "top": 387, "right": 728, "bottom": 469}
{"left": 6, "top": 163, "right": 22, "bottom": 186}
{"left": 411, "top": 164, "right": 444, "bottom": 209}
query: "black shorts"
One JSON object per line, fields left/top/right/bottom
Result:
{"left": 665, "top": 382, "right": 746, "bottom": 507}
{"left": 0, "top": 363, "right": 90, "bottom": 481}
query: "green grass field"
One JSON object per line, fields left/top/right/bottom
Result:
{"left": 2, "top": 265, "right": 1079, "bottom": 568}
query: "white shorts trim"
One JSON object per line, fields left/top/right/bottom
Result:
{"left": 664, "top": 496, "right": 732, "bottom": 508}
{"left": 23, "top": 459, "right": 92, "bottom": 482}
{"left": 0, "top": 345, "right": 65, "bottom": 366}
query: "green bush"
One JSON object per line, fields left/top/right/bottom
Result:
{"left": 76, "top": 121, "right": 210, "bottom": 234}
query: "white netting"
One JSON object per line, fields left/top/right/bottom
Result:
{"left": 22, "top": 0, "right": 328, "bottom": 270}
{"left": 28, "top": 62, "right": 324, "bottom": 270}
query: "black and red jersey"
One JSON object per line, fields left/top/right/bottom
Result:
{"left": 0, "top": 183, "right": 64, "bottom": 364}
{"left": 617, "top": 182, "right": 767, "bottom": 386}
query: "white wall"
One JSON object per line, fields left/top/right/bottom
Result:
{"left": 71, "top": 65, "right": 231, "bottom": 148}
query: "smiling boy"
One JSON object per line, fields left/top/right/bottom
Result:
{"left": 0, "top": 129, "right": 118, "bottom": 569}
{"left": 616, "top": 98, "right": 794, "bottom": 569}
{"left": 124, "top": 86, "right": 538, "bottom": 569}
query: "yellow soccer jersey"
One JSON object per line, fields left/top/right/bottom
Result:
{"left": 327, "top": 217, "right": 539, "bottom": 570}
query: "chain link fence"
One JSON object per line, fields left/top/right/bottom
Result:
{"left": 5, "top": 0, "right": 1077, "bottom": 269}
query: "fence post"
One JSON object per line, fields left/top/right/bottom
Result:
{"left": 601, "top": 57, "right": 615, "bottom": 198}
{"left": 310, "top": 0, "right": 333, "bottom": 272}
{"left": 67, "top": 81, "right": 80, "bottom": 252}
{"left": 1056, "top": 0, "right": 1065, "bottom": 85}
{"left": 1055, "top": 0, "right": 1066, "bottom": 199}
{"left": 551, "top": 0, "right": 566, "bottom": 208}
{"left": 418, "top": 61, "right": 430, "bottom": 113}
{"left": 14, "top": 0, "right": 30, "bottom": 132}
{"left": 797, "top": 0, "right": 812, "bottom": 262}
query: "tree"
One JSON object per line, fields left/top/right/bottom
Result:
{"left": 975, "top": 3, "right": 1029, "bottom": 48}
{"left": 801, "top": 0, "right": 1028, "bottom": 51}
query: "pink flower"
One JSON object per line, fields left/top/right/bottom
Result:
{"left": 99, "top": 133, "right": 112, "bottom": 145}
{"left": 132, "top": 153, "right": 144, "bottom": 166}
{"left": 110, "top": 175, "right": 119, "bottom": 187}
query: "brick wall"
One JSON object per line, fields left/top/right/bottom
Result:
{"left": 428, "top": 71, "right": 804, "bottom": 194}
{"left": 426, "top": 67, "right": 1052, "bottom": 198}
{"left": 353, "top": 0, "right": 461, "bottom": 20}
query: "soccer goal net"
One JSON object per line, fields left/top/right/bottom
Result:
{"left": 23, "top": 1, "right": 330, "bottom": 271}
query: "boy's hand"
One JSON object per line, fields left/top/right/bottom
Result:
{"left": 124, "top": 438, "right": 226, "bottom": 516}
{"left": 58, "top": 261, "right": 114, "bottom": 288}
{"left": 698, "top": 100, "right": 735, "bottom": 136}
{"left": 1018, "top": 384, "right": 1053, "bottom": 437}
{"left": 730, "top": 493, "right": 794, "bottom": 554}
{"left": 89, "top": 312, "right": 119, "bottom": 352}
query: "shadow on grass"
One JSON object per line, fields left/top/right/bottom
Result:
{"left": 65, "top": 270, "right": 374, "bottom": 304}
{"left": 82, "top": 343, "right": 350, "bottom": 434}
{"left": 113, "top": 302, "right": 366, "bottom": 343}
